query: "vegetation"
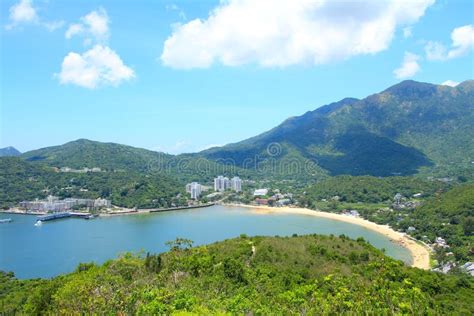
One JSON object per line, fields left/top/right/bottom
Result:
{"left": 201, "top": 80, "right": 474, "bottom": 178}
{"left": 1, "top": 235, "right": 473, "bottom": 315}
{"left": 397, "top": 184, "right": 474, "bottom": 263}
{"left": 0, "top": 146, "right": 21, "bottom": 157}
{"left": 20, "top": 139, "right": 256, "bottom": 183}
{"left": 0, "top": 157, "right": 186, "bottom": 209}
{"left": 299, "top": 175, "right": 448, "bottom": 205}
{"left": 300, "top": 177, "right": 474, "bottom": 264}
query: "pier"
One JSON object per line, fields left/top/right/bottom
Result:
{"left": 36, "top": 212, "right": 93, "bottom": 222}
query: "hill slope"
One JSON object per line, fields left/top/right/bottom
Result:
{"left": 21, "top": 139, "right": 171, "bottom": 172}
{"left": 1, "top": 235, "right": 473, "bottom": 314}
{"left": 201, "top": 80, "right": 474, "bottom": 177}
{"left": 21, "top": 139, "right": 254, "bottom": 183}
{"left": 0, "top": 146, "right": 21, "bottom": 157}
{"left": 0, "top": 157, "right": 185, "bottom": 209}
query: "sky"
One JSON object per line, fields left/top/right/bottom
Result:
{"left": 1, "top": 0, "right": 473, "bottom": 154}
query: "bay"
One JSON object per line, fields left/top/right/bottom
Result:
{"left": 0, "top": 205, "right": 412, "bottom": 279}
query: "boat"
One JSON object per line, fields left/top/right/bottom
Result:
{"left": 34, "top": 220, "right": 42, "bottom": 226}
{"left": 0, "top": 218, "right": 12, "bottom": 223}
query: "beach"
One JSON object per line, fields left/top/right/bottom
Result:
{"left": 225, "top": 204, "right": 431, "bottom": 270}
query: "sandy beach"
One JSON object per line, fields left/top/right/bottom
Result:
{"left": 225, "top": 203, "right": 431, "bottom": 270}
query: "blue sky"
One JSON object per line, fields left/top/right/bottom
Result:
{"left": 1, "top": 0, "right": 473, "bottom": 154}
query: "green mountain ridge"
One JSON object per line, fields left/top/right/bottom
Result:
{"left": 200, "top": 80, "right": 474, "bottom": 177}
{"left": 0, "top": 146, "right": 21, "bottom": 157}
{"left": 12, "top": 79, "right": 474, "bottom": 181}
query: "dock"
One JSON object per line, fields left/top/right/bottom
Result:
{"left": 36, "top": 212, "right": 93, "bottom": 222}
{"left": 37, "top": 212, "right": 72, "bottom": 222}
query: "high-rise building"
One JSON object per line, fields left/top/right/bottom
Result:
{"left": 214, "top": 176, "right": 230, "bottom": 192}
{"left": 230, "top": 176, "right": 242, "bottom": 192}
{"left": 186, "top": 182, "right": 202, "bottom": 199}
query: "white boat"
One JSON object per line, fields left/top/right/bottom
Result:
{"left": 34, "top": 220, "right": 42, "bottom": 226}
{"left": 0, "top": 218, "right": 12, "bottom": 223}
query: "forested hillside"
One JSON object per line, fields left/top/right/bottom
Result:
{"left": 20, "top": 139, "right": 254, "bottom": 183}
{"left": 201, "top": 80, "right": 474, "bottom": 178}
{"left": 1, "top": 235, "right": 473, "bottom": 314}
{"left": 299, "top": 175, "right": 448, "bottom": 204}
{"left": 0, "top": 157, "right": 186, "bottom": 209}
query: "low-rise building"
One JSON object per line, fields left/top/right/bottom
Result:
{"left": 255, "top": 198, "right": 268, "bottom": 205}
{"left": 461, "top": 262, "right": 474, "bottom": 276}
{"left": 434, "top": 237, "right": 449, "bottom": 248}
{"left": 253, "top": 189, "right": 268, "bottom": 196}
{"left": 276, "top": 199, "right": 291, "bottom": 207}
{"left": 19, "top": 196, "right": 111, "bottom": 212}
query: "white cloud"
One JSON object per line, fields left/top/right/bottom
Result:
{"left": 43, "top": 20, "right": 65, "bottom": 31}
{"left": 166, "top": 4, "right": 187, "bottom": 20}
{"left": 393, "top": 52, "right": 421, "bottom": 79}
{"left": 160, "top": 0, "right": 434, "bottom": 69}
{"left": 403, "top": 26, "right": 412, "bottom": 38}
{"left": 441, "top": 80, "right": 460, "bottom": 87}
{"left": 425, "top": 24, "right": 474, "bottom": 61}
{"left": 65, "top": 8, "right": 109, "bottom": 43}
{"left": 57, "top": 45, "right": 134, "bottom": 89}
{"left": 448, "top": 25, "right": 474, "bottom": 58}
{"left": 8, "top": 0, "right": 38, "bottom": 25}
{"left": 65, "top": 23, "right": 84, "bottom": 39}
{"left": 5, "top": 0, "right": 63, "bottom": 31}
{"left": 425, "top": 41, "right": 447, "bottom": 61}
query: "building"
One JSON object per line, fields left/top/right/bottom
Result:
{"left": 276, "top": 198, "right": 291, "bottom": 207}
{"left": 19, "top": 196, "right": 111, "bottom": 212}
{"left": 461, "top": 262, "right": 474, "bottom": 276}
{"left": 94, "top": 198, "right": 111, "bottom": 208}
{"left": 186, "top": 182, "right": 202, "bottom": 199}
{"left": 214, "top": 176, "right": 230, "bottom": 192}
{"left": 253, "top": 189, "right": 268, "bottom": 196}
{"left": 230, "top": 177, "right": 242, "bottom": 192}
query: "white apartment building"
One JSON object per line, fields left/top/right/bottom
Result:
{"left": 214, "top": 176, "right": 230, "bottom": 192}
{"left": 230, "top": 177, "right": 242, "bottom": 192}
{"left": 186, "top": 182, "right": 202, "bottom": 199}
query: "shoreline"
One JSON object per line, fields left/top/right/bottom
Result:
{"left": 224, "top": 203, "right": 431, "bottom": 270}
{"left": 2, "top": 203, "right": 431, "bottom": 269}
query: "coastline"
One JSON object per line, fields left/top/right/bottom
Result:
{"left": 224, "top": 203, "right": 431, "bottom": 270}
{"left": 2, "top": 203, "right": 431, "bottom": 269}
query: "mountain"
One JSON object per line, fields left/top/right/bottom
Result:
{"left": 2, "top": 235, "right": 473, "bottom": 314}
{"left": 21, "top": 139, "right": 172, "bottom": 172}
{"left": 20, "top": 139, "right": 254, "bottom": 183}
{"left": 0, "top": 156, "right": 185, "bottom": 209}
{"left": 0, "top": 146, "right": 21, "bottom": 157}
{"left": 200, "top": 80, "right": 474, "bottom": 177}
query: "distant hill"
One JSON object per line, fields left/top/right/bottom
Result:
{"left": 21, "top": 139, "right": 254, "bottom": 183}
{"left": 18, "top": 80, "right": 474, "bottom": 180}
{"left": 21, "top": 139, "right": 171, "bottom": 172}
{"left": 0, "top": 146, "right": 21, "bottom": 157}
{"left": 200, "top": 80, "right": 474, "bottom": 177}
{"left": 0, "top": 157, "right": 185, "bottom": 209}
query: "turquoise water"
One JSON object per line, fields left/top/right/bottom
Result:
{"left": 0, "top": 205, "right": 412, "bottom": 279}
